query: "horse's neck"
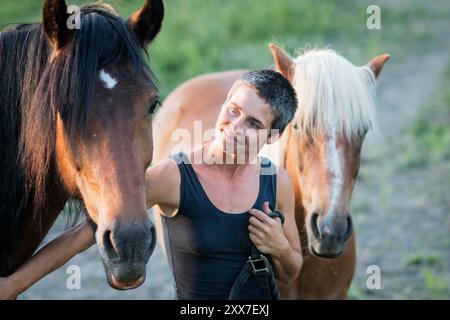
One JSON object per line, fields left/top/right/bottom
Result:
{"left": 283, "top": 130, "right": 312, "bottom": 254}
{"left": 0, "top": 167, "right": 67, "bottom": 276}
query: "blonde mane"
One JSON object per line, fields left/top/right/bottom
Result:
{"left": 260, "top": 48, "right": 378, "bottom": 167}
{"left": 292, "top": 49, "right": 377, "bottom": 139}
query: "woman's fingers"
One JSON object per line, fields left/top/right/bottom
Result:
{"left": 248, "top": 224, "right": 264, "bottom": 238}
{"left": 262, "top": 201, "right": 271, "bottom": 214}
{"left": 249, "top": 208, "right": 273, "bottom": 224}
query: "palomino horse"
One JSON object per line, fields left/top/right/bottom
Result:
{"left": 0, "top": 0, "right": 164, "bottom": 290}
{"left": 153, "top": 44, "right": 388, "bottom": 299}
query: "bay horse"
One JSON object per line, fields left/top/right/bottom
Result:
{"left": 152, "top": 44, "right": 389, "bottom": 299}
{"left": 0, "top": 0, "right": 164, "bottom": 290}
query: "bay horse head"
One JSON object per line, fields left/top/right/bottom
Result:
{"left": 49, "top": 0, "right": 164, "bottom": 290}
{"left": 17, "top": 0, "right": 164, "bottom": 289}
{"left": 269, "top": 44, "right": 389, "bottom": 258}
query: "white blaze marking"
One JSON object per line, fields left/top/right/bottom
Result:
{"left": 99, "top": 69, "right": 118, "bottom": 89}
{"left": 327, "top": 129, "right": 344, "bottom": 215}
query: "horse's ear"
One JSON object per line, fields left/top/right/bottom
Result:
{"left": 42, "top": 0, "right": 74, "bottom": 51}
{"left": 269, "top": 43, "right": 295, "bottom": 82}
{"left": 128, "top": 0, "right": 165, "bottom": 48}
{"left": 367, "top": 54, "right": 390, "bottom": 79}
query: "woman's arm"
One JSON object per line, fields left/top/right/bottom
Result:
{"left": 0, "top": 218, "right": 96, "bottom": 300}
{"left": 145, "top": 158, "right": 181, "bottom": 217}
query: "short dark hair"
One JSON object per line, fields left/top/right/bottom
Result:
{"left": 232, "top": 70, "right": 298, "bottom": 134}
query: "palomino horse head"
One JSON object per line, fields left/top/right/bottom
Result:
{"left": 28, "top": 0, "right": 164, "bottom": 288}
{"left": 269, "top": 44, "right": 389, "bottom": 258}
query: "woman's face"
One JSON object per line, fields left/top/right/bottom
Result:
{"left": 215, "top": 84, "right": 276, "bottom": 161}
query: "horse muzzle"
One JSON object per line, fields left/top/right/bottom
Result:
{"left": 307, "top": 212, "right": 353, "bottom": 259}
{"left": 96, "top": 217, "right": 157, "bottom": 290}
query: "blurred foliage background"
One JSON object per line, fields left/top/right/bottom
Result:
{"left": 0, "top": 0, "right": 438, "bottom": 97}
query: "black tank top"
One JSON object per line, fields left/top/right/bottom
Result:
{"left": 162, "top": 152, "right": 277, "bottom": 300}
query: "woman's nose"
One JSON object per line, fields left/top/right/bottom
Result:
{"left": 231, "top": 118, "right": 245, "bottom": 133}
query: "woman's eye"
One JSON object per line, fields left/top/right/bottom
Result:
{"left": 149, "top": 100, "right": 161, "bottom": 114}
{"left": 249, "top": 121, "right": 260, "bottom": 129}
{"left": 230, "top": 107, "right": 238, "bottom": 114}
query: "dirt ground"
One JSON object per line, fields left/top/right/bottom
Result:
{"left": 350, "top": 47, "right": 450, "bottom": 299}
{"left": 20, "top": 2, "right": 449, "bottom": 300}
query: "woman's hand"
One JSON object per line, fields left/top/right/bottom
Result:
{"left": 248, "top": 201, "right": 290, "bottom": 257}
{"left": 0, "top": 277, "right": 18, "bottom": 300}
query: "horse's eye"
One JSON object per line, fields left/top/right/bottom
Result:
{"left": 149, "top": 99, "right": 161, "bottom": 114}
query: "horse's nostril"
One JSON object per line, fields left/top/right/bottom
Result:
{"left": 102, "top": 229, "right": 119, "bottom": 260}
{"left": 310, "top": 212, "right": 321, "bottom": 239}
{"left": 343, "top": 216, "right": 353, "bottom": 242}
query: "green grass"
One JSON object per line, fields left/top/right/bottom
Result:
{"left": 421, "top": 269, "right": 449, "bottom": 299}
{"left": 1, "top": 0, "right": 440, "bottom": 98}
{"left": 404, "top": 252, "right": 449, "bottom": 299}
{"left": 405, "top": 253, "right": 440, "bottom": 267}
{"left": 348, "top": 284, "right": 366, "bottom": 300}
{"left": 400, "top": 64, "right": 450, "bottom": 169}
